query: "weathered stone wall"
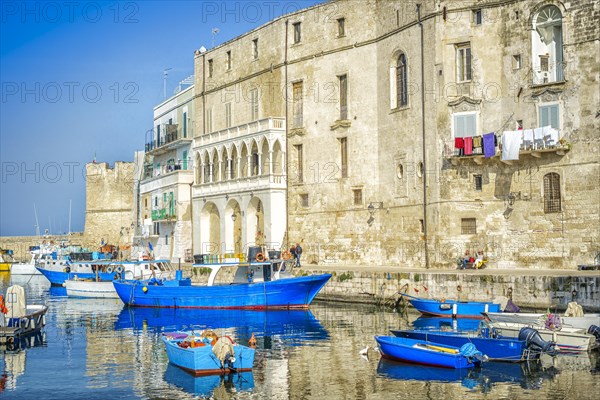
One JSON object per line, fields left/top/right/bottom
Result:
{"left": 84, "top": 162, "right": 135, "bottom": 249}
{"left": 0, "top": 233, "right": 84, "bottom": 261}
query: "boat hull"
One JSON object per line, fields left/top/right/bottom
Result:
{"left": 65, "top": 280, "right": 119, "bottom": 298}
{"left": 403, "top": 294, "right": 501, "bottom": 318}
{"left": 375, "top": 335, "right": 478, "bottom": 369}
{"left": 490, "top": 322, "right": 597, "bottom": 353}
{"left": 36, "top": 266, "right": 115, "bottom": 286}
{"left": 10, "top": 263, "right": 41, "bottom": 275}
{"left": 1, "top": 305, "right": 48, "bottom": 345}
{"left": 0, "top": 263, "right": 11, "bottom": 272}
{"left": 162, "top": 336, "right": 255, "bottom": 376}
{"left": 485, "top": 312, "right": 600, "bottom": 330}
{"left": 113, "top": 274, "right": 332, "bottom": 309}
{"left": 391, "top": 329, "right": 529, "bottom": 362}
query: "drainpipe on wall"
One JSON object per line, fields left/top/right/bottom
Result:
{"left": 418, "top": 4, "right": 429, "bottom": 269}
{"left": 284, "top": 19, "right": 289, "bottom": 249}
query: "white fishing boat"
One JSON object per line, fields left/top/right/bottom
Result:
{"left": 489, "top": 321, "right": 597, "bottom": 353}
{"left": 10, "top": 246, "right": 49, "bottom": 275}
{"left": 485, "top": 312, "right": 600, "bottom": 331}
{"left": 64, "top": 260, "right": 176, "bottom": 298}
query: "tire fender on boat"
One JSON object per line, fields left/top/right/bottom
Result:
{"left": 282, "top": 251, "right": 291, "bottom": 260}
{"left": 64, "top": 266, "right": 71, "bottom": 273}
{"left": 106, "top": 266, "right": 114, "bottom": 273}
{"left": 256, "top": 253, "right": 265, "bottom": 262}
{"left": 116, "top": 266, "right": 124, "bottom": 274}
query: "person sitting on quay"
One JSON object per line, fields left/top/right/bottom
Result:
{"left": 461, "top": 250, "right": 474, "bottom": 269}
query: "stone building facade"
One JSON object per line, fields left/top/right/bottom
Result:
{"left": 84, "top": 162, "right": 136, "bottom": 249}
{"left": 183, "top": 0, "right": 599, "bottom": 269}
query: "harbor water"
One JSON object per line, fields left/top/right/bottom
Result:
{"left": 1, "top": 273, "right": 599, "bottom": 399}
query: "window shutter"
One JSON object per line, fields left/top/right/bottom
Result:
{"left": 540, "top": 105, "right": 549, "bottom": 127}
{"left": 550, "top": 105, "right": 559, "bottom": 129}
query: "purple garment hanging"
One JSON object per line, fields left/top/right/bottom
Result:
{"left": 483, "top": 132, "right": 496, "bottom": 158}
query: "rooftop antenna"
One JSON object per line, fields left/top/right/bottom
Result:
{"left": 163, "top": 68, "right": 172, "bottom": 99}
{"left": 211, "top": 28, "right": 220, "bottom": 48}
{"left": 34, "top": 204, "right": 40, "bottom": 237}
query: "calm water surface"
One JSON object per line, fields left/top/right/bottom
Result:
{"left": 1, "top": 273, "right": 599, "bottom": 399}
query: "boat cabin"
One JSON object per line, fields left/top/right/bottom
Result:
{"left": 203, "top": 260, "right": 295, "bottom": 286}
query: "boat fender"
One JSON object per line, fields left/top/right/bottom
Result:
{"left": 116, "top": 266, "right": 124, "bottom": 274}
{"left": 282, "top": 251, "right": 292, "bottom": 260}
{"left": 113, "top": 273, "right": 121, "bottom": 280}
{"left": 142, "top": 286, "right": 148, "bottom": 293}
{"left": 64, "top": 266, "right": 71, "bottom": 273}
{"left": 256, "top": 253, "right": 265, "bottom": 262}
{"left": 0, "top": 295, "right": 7, "bottom": 314}
{"left": 106, "top": 266, "right": 114, "bottom": 274}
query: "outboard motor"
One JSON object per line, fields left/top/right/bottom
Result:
{"left": 519, "top": 327, "right": 557, "bottom": 355}
{"left": 588, "top": 325, "right": 600, "bottom": 341}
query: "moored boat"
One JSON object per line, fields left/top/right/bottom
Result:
{"left": 391, "top": 326, "right": 556, "bottom": 362}
{"left": 0, "top": 285, "right": 48, "bottom": 346}
{"left": 113, "top": 260, "right": 331, "bottom": 309}
{"left": 64, "top": 279, "right": 120, "bottom": 298}
{"left": 162, "top": 331, "right": 255, "bottom": 376}
{"left": 484, "top": 311, "right": 600, "bottom": 331}
{"left": 375, "top": 335, "right": 485, "bottom": 369}
{"left": 401, "top": 293, "right": 502, "bottom": 318}
{"left": 0, "top": 249, "right": 16, "bottom": 272}
{"left": 489, "top": 321, "right": 597, "bottom": 353}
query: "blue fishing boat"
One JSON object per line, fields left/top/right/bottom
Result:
{"left": 163, "top": 364, "right": 254, "bottom": 397}
{"left": 37, "top": 259, "right": 175, "bottom": 286}
{"left": 375, "top": 335, "right": 485, "bottom": 369}
{"left": 162, "top": 332, "right": 255, "bottom": 376}
{"left": 113, "top": 261, "right": 331, "bottom": 309}
{"left": 401, "top": 293, "right": 501, "bottom": 318}
{"left": 412, "top": 316, "right": 482, "bottom": 331}
{"left": 390, "top": 326, "right": 556, "bottom": 362}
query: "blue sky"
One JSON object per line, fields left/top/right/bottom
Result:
{"left": 0, "top": 0, "right": 322, "bottom": 236}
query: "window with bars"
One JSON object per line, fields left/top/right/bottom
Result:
{"left": 292, "top": 81, "right": 303, "bottom": 127}
{"left": 461, "top": 218, "right": 477, "bottom": 234}
{"left": 300, "top": 193, "right": 309, "bottom": 208}
{"left": 544, "top": 173, "right": 561, "bottom": 213}
{"left": 294, "top": 144, "right": 303, "bottom": 183}
{"left": 339, "top": 74, "right": 348, "bottom": 120}
{"left": 396, "top": 53, "right": 408, "bottom": 107}
{"left": 474, "top": 174, "right": 482, "bottom": 191}
{"left": 340, "top": 137, "right": 348, "bottom": 178}
{"left": 352, "top": 189, "right": 362, "bottom": 206}
{"left": 456, "top": 43, "right": 472, "bottom": 82}
{"left": 473, "top": 9, "right": 482, "bottom": 25}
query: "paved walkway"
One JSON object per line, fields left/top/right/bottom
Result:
{"left": 298, "top": 263, "right": 600, "bottom": 277}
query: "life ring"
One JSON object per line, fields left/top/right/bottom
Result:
{"left": 255, "top": 252, "right": 265, "bottom": 262}
{"left": 115, "top": 266, "right": 124, "bottom": 274}
{"left": 282, "top": 251, "right": 291, "bottom": 260}
{"left": 64, "top": 266, "right": 71, "bottom": 273}
{"left": 106, "top": 266, "right": 114, "bottom": 273}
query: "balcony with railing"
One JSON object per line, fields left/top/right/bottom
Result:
{"left": 140, "top": 160, "right": 194, "bottom": 194}
{"left": 192, "top": 173, "right": 286, "bottom": 198}
{"left": 151, "top": 207, "right": 176, "bottom": 222}
{"left": 195, "top": 117, "right": 285, "bottom": 147}
{"left": 445, "top": 126, "right": 570, "bottom": 165}
{"left": 146, "top": 123, "right": 193, "bottom": 156}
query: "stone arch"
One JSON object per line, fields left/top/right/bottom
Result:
{"left": 240, "top": 142, "right": 250, "bottom": 178}
{"left": 246, "top": 195, "right": 265, "bottom": 245}
{"left": 225, "top": 199, "right": 242, "bottom": 253}
{"left": 272, "top": 139, "right": 284, "bottom": 175}
{"left": 389, "top": 48, "right": 409, "bottom": 109}
{"left": 200, "top": 201, "right": 221, "bottom": 254}
{"left": 531, "top": 3, "right": 564, "bottom": 83}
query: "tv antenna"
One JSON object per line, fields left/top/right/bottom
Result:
{"left": 163, "top": 67, "right": 172, "bottom": 99}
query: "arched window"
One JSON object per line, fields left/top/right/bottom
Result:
{"left": 543, "top": 173, "right": 561, "bottom": 213}
{"left": 396, "top": 53, "right": 408, "bottom": 107}
{"left": 532, "top": 5, "right": 563, "bottom": 84}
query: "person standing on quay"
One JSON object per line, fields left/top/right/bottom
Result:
{"left": 295, "top": 243, "right": 303, "bottom": 268}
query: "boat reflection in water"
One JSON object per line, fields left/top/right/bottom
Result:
{"left": 412, "top": 316, "right": 482, "bottom": 331}
{"left": 163, "top": 364, "right": 254, "bottom": 397}
{"left": 377, "top": 358, "right": 559, "bottom": 392}
{"left": 115, "top": 307, "right": 329, "bottom": 347}
{"left": 1, "top": 332, "right": 47, "bottom": 393}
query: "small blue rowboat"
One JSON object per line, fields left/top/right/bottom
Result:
{"left": 401, "top": 293, "right": 501, "bottom": 318}
{"left": 391, "top": 329, "right": 531, "bottom": 362}
{"left": 375, "top": 335, "right": 485, "bottom": 369}
{"left": 162, "top": 332, "right": 255, "bottom": 376}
